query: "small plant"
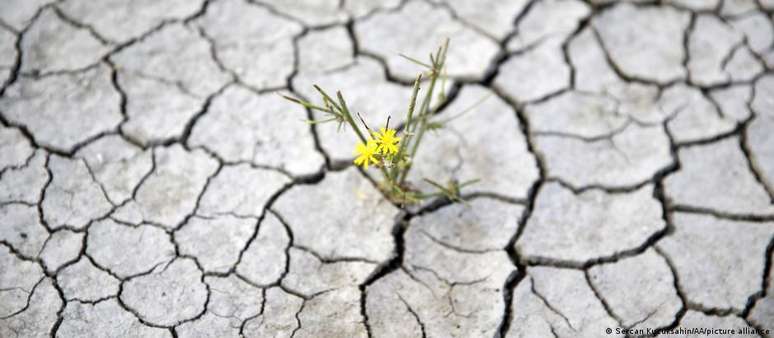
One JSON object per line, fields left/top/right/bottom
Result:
{"left": 284, "top": 39, "right": 478, "bottom": 205}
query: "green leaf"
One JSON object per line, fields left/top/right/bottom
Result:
{"left": 313, "top": 85, "right": 343, "bottom": 112}
{"left": 280, "top": 94, "right": 303, "bottom": 104}
{"left": 305, "top": 116, "right": 340, "bottom": 125}
{"left": 458, "top": 179, "right": 480, "bottom": 189}
{"left": 422, "top": 178, "right": 462, "bottom": 202}
{"left": 281, "top": 94, "right": 331, "bottom": 113}
{"left": 425, "top": 121, "right": 445, "bottom": 131}
{"left": 399, "top": 54, "right": 432, "bottom": 69}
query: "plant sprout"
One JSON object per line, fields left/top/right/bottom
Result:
{"left": 284, "top": 39, "right": 480, "bottom": 205}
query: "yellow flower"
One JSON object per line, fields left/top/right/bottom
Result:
{"left": 372, "top": 127, "right": 400, "bottom": 155}
{"left": 354, "top": 139, "right": 379, "bottom": 169}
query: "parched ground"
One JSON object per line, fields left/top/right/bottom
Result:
{"left": 0, "top": 0, "right": 773, "bottom": 337}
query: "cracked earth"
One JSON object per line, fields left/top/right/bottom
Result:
{"left": 0, "top": 0, "right": 773, "bottom": 337}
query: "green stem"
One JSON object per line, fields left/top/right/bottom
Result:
{"left": 399, "top": 69, "right": 439, "bottom": 185}
{"left": 391, "top": 74, "right": 422, "bottom": 180}
{"left": 398, "top": 40, "right": 448, "bottom": 186}
{"left": 337, "top": 92, "right": 394, "bottom": 185}
{"left": 337, "top": 92, "right": 368, "bottom": 144}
